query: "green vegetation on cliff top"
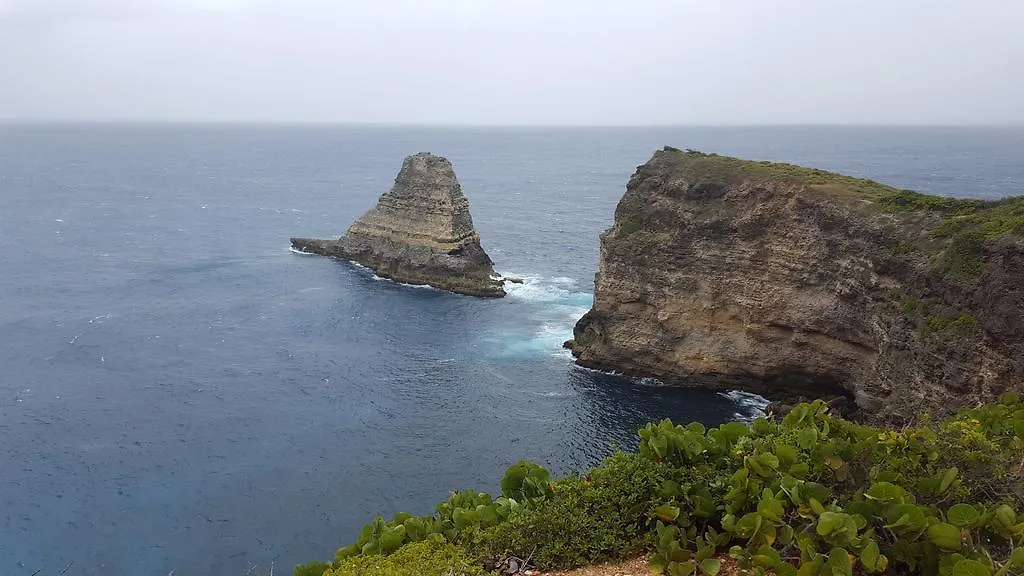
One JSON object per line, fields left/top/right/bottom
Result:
{"left": 656, "top": 148, "right": 1024, "bottom": 277}
{"left": 298, "top": 394, "right": 1024, "bottom": 576}
{"left": 659, "top": 149, "right": 1024, "bottom": 234}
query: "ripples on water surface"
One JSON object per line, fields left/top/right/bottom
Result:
{"left": 1, "top": 125, "right": 1022, "bottom": 574}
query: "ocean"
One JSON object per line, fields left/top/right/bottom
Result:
{"left": 1, "top": 125, "right": 1022, "bottom": 575}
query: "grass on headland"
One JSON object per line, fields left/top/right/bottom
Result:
{"left": 297, "top": 393, "right": 1024, "bottom": 576}
{"left": 654, "top": 149, "right": 1024, "bottom": 279}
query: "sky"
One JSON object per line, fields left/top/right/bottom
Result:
{"left": 0, "top": 0, "right": 1021, "bottom": 125}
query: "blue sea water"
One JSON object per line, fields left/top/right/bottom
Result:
{"left": 1, "top": 125, "right": 1023, "bottom": 575}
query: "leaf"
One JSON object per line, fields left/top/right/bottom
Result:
{"left": 776, "top": 563, "right": 798, "bottom": 576}
{"left": 817, "top": 511, "right": 841, "bottom": 535}
{"left": 779, "top": 524, "right": 795, "bottom": 545}
{"left": 758, "top": 493, "right": 785, "bottom": 523}
{"left": 860, "top": 540, "right": 881, "bottom": 573}
{"left": 775, "top": 444, "right": 799, "bottom": 467}
{"left": 885, "top": 504, "right": 928, "bottom": 533}
{"left": 789, "top": 462, "right": 810, "bottom": 479}
{"left": 1009, "top": 548, "right": 1024, "bottom": 568}
{"left": 825, "top": 456, "right": 844, "bottom": 471}
{"left": 865, "top": 481, "right": 908, "bottom": 505}
{"left": 659, "top": 480, "right": 681, "bottom": 499}
{"left": 802, "top": 482, "right": 830, "bottom": 504}
{"left": 648, "top": 554, "right": 668, "bottom": 575}
{"left": 656, "top": 504, "right": 682, "bottom": 523}
{"left": 797, "top": 426, "right": 819, "bottom": 449}
{"left": 995, "top": 505, "right": 1017, "bottom": 529}
{"left": 825, "top": 547, "right": 853, "bottom": 576}
{"left": 752, "top": 545, "right": 782, "bottom": 568}
{"left": 335, "top": 544, "right": 360, "bottom": 560}
{"left": 952, "top": 559, "right": 991, "bottom": 576}
{"left": 948, "top": 504, "right": 981, "bottom": 528}
{"left": 927, "top": 522, "right": 963, "bottom": 551}
{"left": 699, "top": 558, "right": 721, "bottom": 576}
{"left": 938, "top": 467, "right": 959, "bottom": 494}
{"left": 735, "top": 512, "right": 763, "bottom": 538}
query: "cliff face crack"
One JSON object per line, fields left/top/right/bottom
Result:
{"left": 290, "top": 153, "right": 505, "bottom": 297}
{"left": 571, "top": 148, "right": 1024, "bottom": 422}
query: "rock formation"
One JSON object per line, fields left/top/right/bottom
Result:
{"left": 571, "top": 148, "right": 1024, "bottom": 421}
{"left": 291, "top": 153, "right": 504, "bottom": 297}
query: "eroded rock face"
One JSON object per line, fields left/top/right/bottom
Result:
{"left": 571, "top": 148, "right": 1024, "bottom": 421}
{"left": 292, "top": 153, "right": 504, "bottom": 297}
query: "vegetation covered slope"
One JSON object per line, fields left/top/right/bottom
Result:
{"left": 297, "top": 394, "right": 1024, "bottom": 576}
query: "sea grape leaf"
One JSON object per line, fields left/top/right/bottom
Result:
{"left": 758, "top": 491, "right": 785, "bottom": 523}
{"left": 860, "top": 540, "right": 881, "bottom": 573}
{"left": 656, "top": 504, "right": 682, "bottom": 523}
{"left": 938, "top": 467, "right": 959, "bottom": 494}
{"left": 948, "top": 504, "right": 981, "bottom": 528}
{"left": 865, "top": 482, "right": 908, "bottom": 505}
{"left": 825, "top": 548, "right": 853, "bottom": 576}
{"left": 952, "top": 559, "right": 991, "bottom": 576}
{"left": 1009, "top": 548, "right": 1024, "bottom": 568}
{"left": 797, "top": 426, "right": 818, "bottom": 449}
{"left": 700, "top": 558, "right": 721, "bottom": 576}
{"left": 927, "top": 522, "right": 963, "bottom": 551}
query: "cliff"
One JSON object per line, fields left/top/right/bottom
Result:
{"left": 571, "top": 148, "right": 1024, "bottom": 421}
{"left": 291, "top": 153, "right": 505, "bottom": 297}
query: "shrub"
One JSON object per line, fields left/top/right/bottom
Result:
{"left": 322, "top": 540, "right": 485, "bottom": 576}
{"left": 615, "top": 219, "right": 642, "bottom": 238}
{"left": 480, "top": 451, "right": 670, "bottom": 568}
{"left": 299, "top": 394, "right": 1024, "bottom": 576}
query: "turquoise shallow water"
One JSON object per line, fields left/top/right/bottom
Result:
{"left": 1, "top": 125, "right": 1022, "bottom": 575}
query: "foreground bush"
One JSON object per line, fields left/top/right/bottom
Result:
{"left": 299, "top": 393, "right": 1024, "bottom": 576}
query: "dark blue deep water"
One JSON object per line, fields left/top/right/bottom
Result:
{"left": 2, "top": 125, "right": 1023, "bottom": 575}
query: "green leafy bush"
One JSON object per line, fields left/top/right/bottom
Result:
{"left": 299, "top": 393, "right": 1024, "bottom": 576}
{"left": 322, "top": 540, "right": 486, "bottom": 576}
{"left": 480, "top": 451, "right": 669, "bottom": 568}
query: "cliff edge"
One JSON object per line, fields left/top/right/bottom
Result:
{"left": 291, "top": 153, "right": 504, "bottom": 297}
{"left": 571, "top": 148, "right": 1024, "bottom": 421}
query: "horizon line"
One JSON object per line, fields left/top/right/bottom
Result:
{"left": 3, "top": 118, "right": 1024, "bottom": 129}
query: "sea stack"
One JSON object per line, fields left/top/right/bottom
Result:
{"left": 571, "top": 147, "right": 1024, "bottom": 422}
{"left": 291, "top": 153, "right": 505, "bottom": 297}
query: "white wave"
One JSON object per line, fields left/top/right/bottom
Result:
{"left": 530, "top": 390, "right": 576, "bottom": 398}
{"left": 720, "top": 389, "right": 770, "bottom": 421}
{"left": 483, "top": 273, "right": 596, "bottom": 359}
{"left": 571, "top": 363, "right": 625, "bottom": 377}
{"left": 500, "top": 273, "right": 593, "bottom": 309}
{"left": 367, "top": 273, "right": 437, "bottom": 290}
{"left": 288, "top": 246, "right": 316, "bottom": 255}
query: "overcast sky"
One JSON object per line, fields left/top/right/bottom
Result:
{"left": 0, "top": 0, "right": 1021, "bottom": 125}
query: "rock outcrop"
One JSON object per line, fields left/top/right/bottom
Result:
{"left": 291, "top": 153, "right": 504, "bottom": 297}
{"left": 571, "top": 148, "right": 1024, "bottom": 421}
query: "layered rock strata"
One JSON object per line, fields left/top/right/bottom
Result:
{"left": 571, "top": 148, "right": 1024, "bottom": 421}
{"left": 292, "top": 153, "right": 504, "bottom": 297}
